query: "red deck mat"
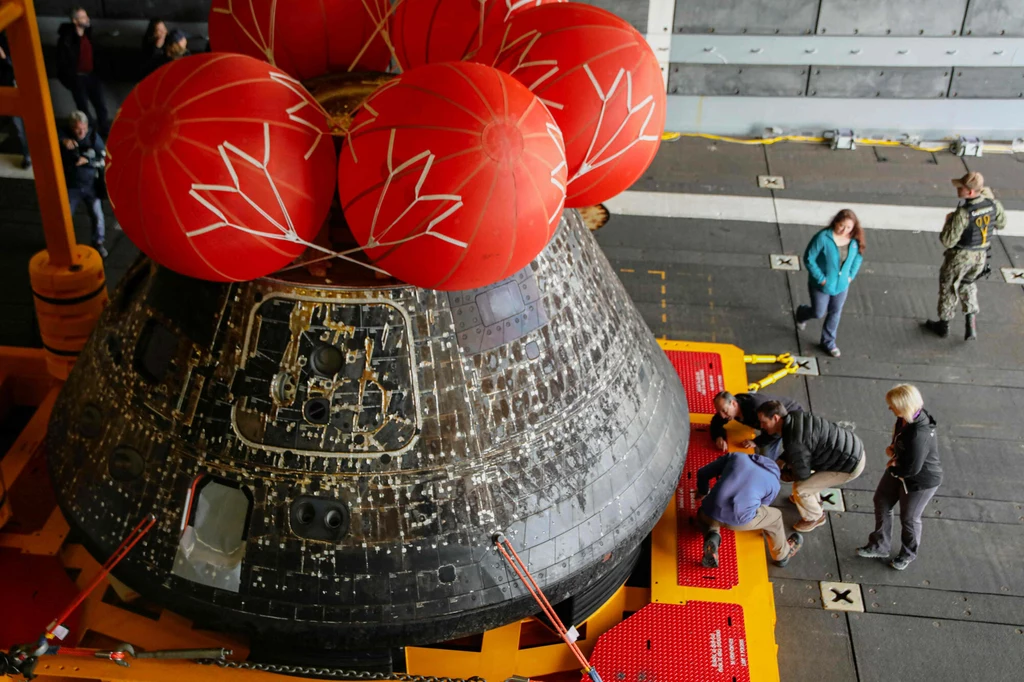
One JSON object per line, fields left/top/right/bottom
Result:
{"left": 664, "top": 350, "right": 725, "bottom": 414}
{"left": 677, "top": 424, "right": 739, "bottom": 589}
{"left": 585, "top": 601, "right": 750, "bottom": 682}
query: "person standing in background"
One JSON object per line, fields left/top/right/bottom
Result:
{"left": 924, "top": 172, "right": 1006, "bottom": 341}
{"left": 141, "top": 19, "right": 168, "bottom": 67}
{"left": 857, "top": 385, "right": 942, "bottom": 571}
{"left": 795, "top": 209, "right": 865, "bottom": 358}
{"left": 56, "top": 6, "right": 110, "bottom": 137}
{"left": 59, "top": 111, "right": 108, "bottom": 258}
{"left": 0, "top": 31, "right": 30, "bottom": 169}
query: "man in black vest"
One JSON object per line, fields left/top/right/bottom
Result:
{"left": 924, "top": 172, "right": 1006, "bottom": 341}
{"left": 757, "top": 401, "right": 865, "bottom": 533}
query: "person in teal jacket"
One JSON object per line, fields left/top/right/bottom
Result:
{"left": 795, "top": 209, "right": 865, "bottom": 357}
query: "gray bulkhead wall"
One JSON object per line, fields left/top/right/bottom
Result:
{"left": 33, "top": 0, "right": 1024, "bottom": 138}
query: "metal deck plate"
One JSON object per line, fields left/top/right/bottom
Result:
{"left": 664, "top": 350, "right": 725, "bottom": 414}
{"left": 677, "top": 426, "right": 740, "bottom": 589}
{"left": 586, "top": 601, "right": 751, "bottom": 682}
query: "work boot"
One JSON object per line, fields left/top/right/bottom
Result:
{"left": 774, "top": 533, "right": 804, "bottom": 568}
{"left": 923, "top": 319, "right": 949, "bottom": 338}
{"left": 965, "top": 313, "right": 977, "bottom": 341}
{"left": 702, "top": 532, "right": 721, "bottom": 569}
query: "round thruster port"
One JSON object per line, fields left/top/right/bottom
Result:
{"left": 107, "top": 446, "right": 145, "bottom": 482}
{"left": 309, "top": 344, "right": 344, "bottom": 376}
{"left": 292, "top": 501, "right": 316, "bottom": 527}
{"left": 303, "top": 397, "right": 332, "bottom": 425}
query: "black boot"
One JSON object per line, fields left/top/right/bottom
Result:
{"left": 965, "top": 313, "right": 977, "bottom": 341}
{"left": 702, "top": 531, "right": 721, "bottom": 568}
{"left": 924, "top": 319, "right": 949, "bottom": 338}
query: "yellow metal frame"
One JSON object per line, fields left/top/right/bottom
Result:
{"left": 0, "top": 0, "right": 77, "bottom": 267}
{"left": 654, "top": 340, "right": 781, "bottom": 682}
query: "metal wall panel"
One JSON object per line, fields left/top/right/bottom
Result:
{"left": 950, "top": 68, "right": 1024, "bottom": 98}
{"left": 807, "top": 66, "right": 951, "bottom": 98}
{"left": 963, "top": 0, "right": 1024, "bottom": 37}
{"left": 670, "top": 35, "right": 1024, "bottom": 67}
{"left": 581, "top": 0, "right": 648, "bottom": 34}
{"left": 103, "top": 0, "right": 211, "bottom": 22}
{"left": 816, "top": 0, "right": 966, "bottom": 36}
{"left": 665, "top": 95, "right": 1024, "bottom": 138}
{"left": 37, "top": 0, "right": 209, "bottom": 21}
{"left": 673, "top": 0, "right": 820, "bottom": 35}
{"left": 36, "top": 1, "right": 102, "bottom": 18}
{"left": 668, "top": 64, "right": 808, "bottom": 96}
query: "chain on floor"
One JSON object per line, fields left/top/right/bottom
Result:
{"left": 200, "top": 659, "right": 488, "bottom": 681}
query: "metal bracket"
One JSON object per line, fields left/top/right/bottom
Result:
{"left": 770, "top": 254, "right": 800, "bottom": 271}
{"left": 826, "top": 129, "right": 857, "bottom": 151}
{"left": 790, "top": 356, "right": 819, "bottom": 376}
{"left": 1000, "top": 268, "right": 1024, "bottom": 283}
{"left": 952, "top": 136, "right": 984, "bottom": 157}
{"left": 819, "top": 581, "right": 864, "bottom": 612}
{"left": 758, "top": 175, "right": 785, "bottom": 189}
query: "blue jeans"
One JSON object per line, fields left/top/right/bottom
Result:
{"left": 11, "top": 115, "right": 29, "bottom": 161}
{"left": 796, "top": 283, "right": 848, "bottom": 350}
{"left": 68, "top": 188, "right": 105, "bottom": 245}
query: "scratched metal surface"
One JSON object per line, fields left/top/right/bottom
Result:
{"left": 45, "top": 210, "right": 690, "bottom": 649}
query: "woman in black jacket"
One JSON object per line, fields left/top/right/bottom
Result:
{"left": 857, "top": 384, "right": 942, "bottom": 570}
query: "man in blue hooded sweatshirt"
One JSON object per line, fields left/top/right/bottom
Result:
{"left": 696, "top": 452, "right": 803, "bottom": 568}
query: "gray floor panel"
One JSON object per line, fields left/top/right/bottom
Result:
{"left": 848, "top": 612, "right": 1024, "bottom": 682}
{"left": 808, "top": 376, "right": 1024, "bottom": 441}
{"left": 1000, "top": 236, "right": 1024, "bottom": 268}
{"left": 824, "top": 275, "right": 1024, "bottom": 319}
{"left": 804, "top": 317, "right": 1024, "bottom": 373}
{"left": 633, "top": 303, "right": 800, "bottom": 352}
{"left": 837, "top": 431, "right": 1024, "bottom": 503}
{"left": 862, "top": 584, "right": 1024, "bottom": 626}
{"left": 614, "top": 267, "right": 794, "bottom": 310}
{"left": 630, "top": 138, "right": 772, "bottom": 197}
{"left": 844, "top": 490, "right": 1024, "bottom": 526}
{"left": 816, "top": 358, "right": 1024, "bottom": 390}
{"left": 767, "top": 503, "right": 843, "bottom": 582}
{"left": 773, "top": 577, "right": 829, "bottom": 609}
{"left": 775, "top": 607, "right": 859, "bottom": 682}
{"left": 597, "top": 215, "right": 784, "bottom": 255}
{"left": 766, "top": 143, "right": 968, "bottom": 206}
{"left": 833, "top": 512, "right": 1024, "bottom": 596}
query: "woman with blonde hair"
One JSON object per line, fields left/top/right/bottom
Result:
{"left": 857, "top": 384, "right": 942, "bottom": 570}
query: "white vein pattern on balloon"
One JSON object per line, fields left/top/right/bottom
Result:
{"left": 493, "top": 27, "right": 659, "bottom": 183}
{"left": 545, "top": 122, "right": 567, "bottom": 225}
{"left": 186, "top": 122, "right": 466, "bottom": 277}
{"left": 212, "top": 0, "right": 401, "bottom": 75}
{"left": 574, "top": 64, "right": 658, "bottom": 182}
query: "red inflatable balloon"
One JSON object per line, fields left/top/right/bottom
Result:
{"left": 106, "top": 53, "right": 337, "bottom": 282}
{"left": 391, "top": 0, "right": 565, "bottom": 70}
{"left": 338, "top": 61, "right": 567, "bottom": 290}
{"left": 475, "top": 3, "right": 666, "bottom": 207}
{"left": 209, "top": 0, "right": 391, "bottom": 79}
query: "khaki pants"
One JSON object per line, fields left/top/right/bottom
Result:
{"left": 699, "top": 506, "right": 791, "bottom": 561}
{"left": 793, "top": 455, "right": 866, "bottom": 521}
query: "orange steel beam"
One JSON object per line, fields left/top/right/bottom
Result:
{"left": 3, "top": 0, "right": 77, "bottom": 268}
{"left": 0, "top": 0, "right": 25, "bottom": 31}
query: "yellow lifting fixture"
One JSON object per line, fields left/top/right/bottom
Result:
{"left": 743, "top": 352, "right": 799, "bottom": 392}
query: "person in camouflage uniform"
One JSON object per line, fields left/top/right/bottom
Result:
{"left": 924, "top": 172, "right": 1006, "bottom": 341}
